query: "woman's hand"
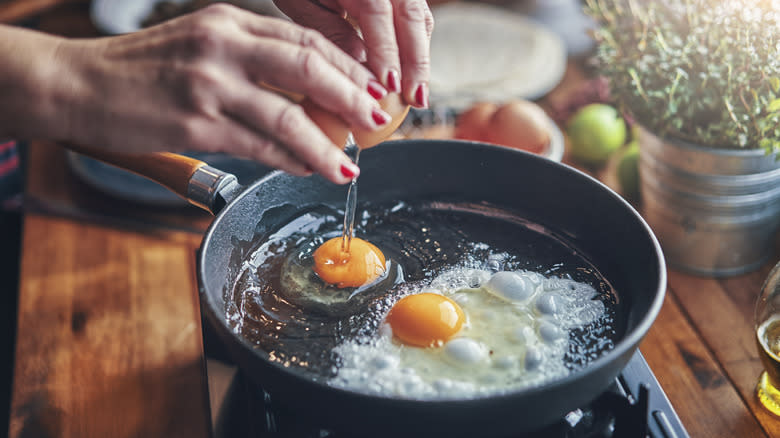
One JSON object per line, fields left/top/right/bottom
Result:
{"left": 274, "top": 0, "right": 434, "bottom": 109}
{"left": 2, "top": 4, "right": 396, "bottom": 184}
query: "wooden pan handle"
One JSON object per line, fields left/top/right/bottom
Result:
{"left": 63, "top": 143, "right": 207, "bottom": 200}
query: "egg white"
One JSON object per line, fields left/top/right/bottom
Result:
{"left": 328, "top": 267, "right": 608, "bottom": 399}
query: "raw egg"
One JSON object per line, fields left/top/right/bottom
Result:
{"left": 313, "top": 237, "right": 387, "bottom": 288}
{"left": 454, "top": 100, "right": 552, "bottom": 154}
{"left": 485, "top": 100, "right": 551, "bottom": 154}
{"left": 454, "top": 101, "right": 498, "bottom": 141}
{"left": 353, "top": 93, "right": 410, "bottom": 149}
{"left": 385, "top": 293, "right": 465, "bottom": 347}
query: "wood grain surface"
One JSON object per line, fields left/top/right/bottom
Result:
{"left": 10, "top": 214, "right": 209, "bottom": 438}
{"left": 642, "top": 290, "right": 767, "bottom": 437}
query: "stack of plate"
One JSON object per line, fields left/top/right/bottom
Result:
{"left": 428, "top": 2, "right": 566, "bottom": 110}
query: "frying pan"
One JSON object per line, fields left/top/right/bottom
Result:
{"left": 69, "top": 139, "right": 666, "bottom": 437}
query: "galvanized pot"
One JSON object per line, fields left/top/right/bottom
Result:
{"left": 639, "top": 128, "right": 780, "bottom": 276}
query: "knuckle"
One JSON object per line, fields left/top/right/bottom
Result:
{"left": 187, "top": 63, "right": 220, "bottom": 88}
{"left": 396, "top": 0, "right": 427, "bottom": 24}
{"left": 198, "top": 3, "right": 236, "bottom": 19}
{"left": 184, "top": 21, "right": 224, "bottom": 57}
{"left": 296, "top": 47, "right": 324, "bottom": 82}
{"left": 348, "top": 87, "right": 369, "bottom": 117}
{"left": 180, "top": 64, "right": 220, "bottom": 104}
{"left": 178, "top": 117, "right": 210, "bottom": 149}
{"left": 305, "top": 148, "right": 329, "bottom": 172}
{"left": 184, "top": 5, "right": 242, "bottom": 57}
{"left": 298, "top": 28, "right": 326, "bottom": 50}
{"left": 345, "top": 58, "right": 366, "bottom": 80}
{"left": 407, "top": 55, "right": 431, "bottom": 76}
{"left": 249, "top": 138, "right": 275, "bottom": 160}
{"left": 273, "top": 104, "right": 306, "bottom": 140}
{"left": 424, "top": 7, "right": 434, "bottom": 36}
{"left": 362, "top": 0, "right": 393, "bottom": 16}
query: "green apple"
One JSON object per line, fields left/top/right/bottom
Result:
{"left": 566, "top": 104, "right": 627, "bottom": 166}
{"left": 617, "top": 139, "right": 640, "bottom": 200}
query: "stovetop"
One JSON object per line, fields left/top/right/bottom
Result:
{"left": 205, "top": 351, "right": 689, "bottom": 438}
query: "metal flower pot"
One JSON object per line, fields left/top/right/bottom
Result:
{"left": 639, "top": 127, "right": 780, "bottom": 276}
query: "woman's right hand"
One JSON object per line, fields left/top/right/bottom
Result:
{"left": 4, "top": 4, "right": 394, "bottom": 184}
{"left": 274, "top": 0, "right": 434, "bottom": 109}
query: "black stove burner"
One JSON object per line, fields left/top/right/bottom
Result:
{"left": 210, "top": 351, "right": 688, "bottom": 438}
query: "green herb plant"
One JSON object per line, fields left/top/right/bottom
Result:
{"left": 585, "top": 0, "right": 780, "bottom": 153}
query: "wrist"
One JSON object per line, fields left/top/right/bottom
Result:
{"left": 0, "top": 26, "right": 86, "bottom": 142}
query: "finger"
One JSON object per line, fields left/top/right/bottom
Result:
{"left": 221, "top": 84, "right": 359, "bottom": 184}
{"left": 192, "top": 118, "right": 314, "bottom": 177}
{"left": 273, "top": 0, "right": 367, "bottom": 62}
{"left": 163, "top": 5, "right": 388, "bottom": 129}
{"left": 227, "top": 5, "right": 373, "bottom": 86}
{"left": 237, "top": 36, "right": 389, "bottom": 132}
{"left": 392, "top": 0, "right": 433, "bottom": 108}
{"left": 181, "top": 107, "right": 314, "bottom": 177}
{"left": 340, "top": 0, "right": 402, "bottom": 94}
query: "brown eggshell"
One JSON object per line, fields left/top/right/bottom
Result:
{"left": 299, "top": 93, "right": 410, "bottom": 150}
{"left": 353, "top": 93, "right": 410, "bottom": 149}
{"left": 301, "top": 98, "right": 351, "bottom": 147}
{"left": 454, "top": 102, "right": 498, "bottom": 142}
{"left": 484, "top": 100, "right": 551, "bottom": 154}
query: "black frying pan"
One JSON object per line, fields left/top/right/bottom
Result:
{"left": 69, "top": 139, "right": 666, "bottom": 437}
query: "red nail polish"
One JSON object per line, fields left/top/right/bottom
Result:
{"left": 386, "top": 70, "right": 401, "bottom": 93}
{"left": 341, "top": 163, "right": 357, "bottom": 179}
{"left": 367, "top": 79, "right": 387, "bottom": 100}
{"left": 372, "top": 108, "right": 391, "bottom": 125}
{"left": 415, "top": 83, "right": 428, "bottom": 108}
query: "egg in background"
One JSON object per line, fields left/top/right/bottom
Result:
{"left": 454, "top": 102, "right": 497, "bottom": 141}
{"left": 454, "top": 99, "right": 552, "bottom": 155}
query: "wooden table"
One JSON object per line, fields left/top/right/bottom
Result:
{"left": 6, "top": 3, "right": 780, "bottom": 438}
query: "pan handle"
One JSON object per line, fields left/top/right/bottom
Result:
{"left": 61, "top": 95, "right": 407, "bottom": 212}
{"left": 64, "top": 142, "right": 239, "bottom": 214}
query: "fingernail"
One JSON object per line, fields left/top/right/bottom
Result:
{"left": 304, "top": 164, "right": 315, "bottom": 174}
{"left": 386, "top": 70, "right": 401, "bottom": 93}
{"left": 367, "top": 79, "right": 387, "bottom": 100}
{"left": 340, "top": 163, "right": 359, "bottom": 179}
{"left": 372, "top": 108, "right": 391, "bottom": 126}
{"left": 414, "top": 83, "right": 428, "bottom": 108}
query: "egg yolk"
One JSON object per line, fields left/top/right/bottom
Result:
{"left": 313, "top": 237, "right": 386, "bottom": 288}
{"left": 385, "top": 293, "right": 465, "bottom": 348}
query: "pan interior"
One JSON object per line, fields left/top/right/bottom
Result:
{"left": 223, "top": 197, "right": 620, "bottom": 397}
{"left": 199, "top": 140, "right": 664, "bottom": 405}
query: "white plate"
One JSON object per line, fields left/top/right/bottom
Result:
{"left": 429, "top": 3, "right": 567, "bottom": 110}
{"left": 90, "top": 0, "right": 285, "bottom": 34}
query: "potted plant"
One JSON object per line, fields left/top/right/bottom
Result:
{"left": 585, "top": 0, "right": 780, "bottom": 276}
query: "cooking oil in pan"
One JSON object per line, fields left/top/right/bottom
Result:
{"left": 226, "top": 200, "right": 618, "bottom": 389}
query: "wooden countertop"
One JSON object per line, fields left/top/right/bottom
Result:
{"left": 6, "top": 2, "right": 780, "bottom": 437}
